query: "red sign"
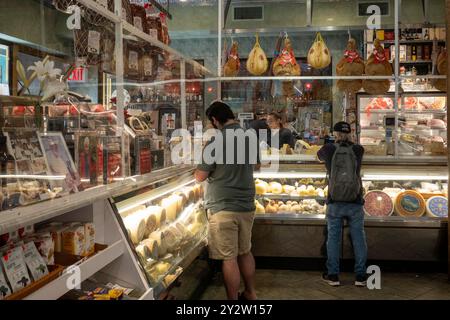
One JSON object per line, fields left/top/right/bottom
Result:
{"left": 68, "top": 67, "right": 87, "bottom": 82}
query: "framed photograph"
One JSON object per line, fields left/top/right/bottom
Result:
{"left": 38, "top": 132, "right": 80, "bottom": 194}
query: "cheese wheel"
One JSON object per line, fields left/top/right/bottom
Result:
{"left": 283, "top": 185, "right": 295, "bottom": 194}
{"left": 161, "top": 196, "right": 179, "bottom": 222}
{"left": 123, "top": 214, "right": 146, "bottom": 245}
{"left": 174, "top": 191, "right": 188, "bottom": 209}
{"left": 255, "top": 200, "right": 265, "bottom": 214}
{"left": 141, "top": 238, "right": 159, "bottom": 260}
{"left": 268, "top": 182, "right": 283, "bottom": 194}
{"left": 179, "top": 187, "right": 195, "bottom": 204}
{"left": 145, "top": 206, "right": 166, "bottom": 229}
{"left": 135, "top": 210, "right": 157, "bottom": 237}
{"left": 121, "top": 205, "right": 146, "bottom": 218}
{"left": 192, "top": 184, "right": 202, "bottom": 201}
{"left": 426, "top": 196, "right": 448, "bottom": 218}
{"left": 148, "top": 231, "right": 166, "bottom": 257}
{"left": 255, "top": 179, "right": 269, "bottom": 195}
{"left": 364, "top": 191, "right": 394, "bottom": 216}
{"left": 395, "top": 190, "right": 426, "bottom": 217}
{"left": 136, "top": 243, "right": 150, "bottom": 262}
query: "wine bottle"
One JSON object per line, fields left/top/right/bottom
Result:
{"left": 412, "top": 45, "right": 417, "bottom": 61}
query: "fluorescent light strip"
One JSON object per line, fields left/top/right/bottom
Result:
{"left": 118, "top": 179, "right": 195, "bottom": 214}
{"left": 254, "top": 172, "right": 326, "bottom": 179}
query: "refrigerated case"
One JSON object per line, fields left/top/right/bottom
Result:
{"left": 108, "top": 171, "right": 208, "bottom": 299}
{"left": 252, "top": 163, "right": 448, "bottom": 262}
{"left": 357, "top": 92, "right": 447, "bottom": 163}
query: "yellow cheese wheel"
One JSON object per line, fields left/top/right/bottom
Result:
{"left": 123, "top": 214, "right": 146, "bottom": 245}
{"left": 161, "top": 195, "right": 179, "bottom": 222}
{"left": 135, "top": 210, "right": 157, "bottom": 237}
{"left": 268, "top": 182, "right": 283, "bottom": 194}
{"left": 140, "top": 238, "right": 159, "bottom": 260}
{"left": 135, "top": 243, "right": 150, "bottom": 262}
{"left": 394, "top": 190, "right": 426, "bottom": 217}
{"left": 255, "top": 179, "right": 269, "bottom": 195}
{"left": 148, "top": 231, "right": 166, "bottom": 257}
{"left": 144, "top": 206, "right": 166, "bottom": 229}
{"left": 255, "top": 200, "right": 265, "bottom": 214}
{"left": 283, "top": 185, "right": 295, "bottom": 194}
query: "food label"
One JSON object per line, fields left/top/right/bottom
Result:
{"left": 1, "top": 246, "right": 32, "bottom": 293}
{"left": 401, "top": 195, "right": 420, "bottom": 213}
{"left": 23, "top": 242, "right": 49, "bottom": 281}
{"left": 88, "top": 30, "right": 100, "bottom": 54}
{"left": 143, "top": 57, "right": 153, "bottom": 76}
{"left": 34, "top": 234, "right": 55, "bottom": 265}
{"left": 139, "top": 149, "right": 151, "bottom": 174}
{"left": 62, "top": 226, "right": 85, "bottom": 256}
{"left": 129, "top": 51, "right": 139, "bottom": 71}
{"left": 149, "top": 29, "right": 158, "bottom": 40}
{"left": 427, "top": 197, "right": 448, "bottom": 218}
{"left": 133, "top": 17, "right": 143, "bottom": 31}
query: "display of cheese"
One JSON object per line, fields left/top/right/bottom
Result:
{"left": 363, "top": 191, "right": 394, "bottom": 216}
{"left": 268, "top": 182, "right": 283, "bottom": 194}
{"left": 426, "top": 196, "right": 448, "bottom": 218}
{"left": 282, "top": 185, "right": 295, "bottom": 194}
{"left": 186, "top": 223, "right": 203, "bottom": 238}
{"left": 394, "top": 190, "right": 426, "bottom": 217}
{"left": 121, "top": 205, "right": 146, "bottom": 218}
{"left": 255, "top": 179, "right": 269, "bottom": 195}
{"left": 161, "top": 226, "right": 181, "bottom": 251}
{"left": 123, "top": 214, "right": 146, "bottom": 245}
{"left": 178, "top": 187, "right": 195, "bottom": 204}
{"left": 161, "top": 195, "right": 182, "bottom": 222}
{"left": 192, "top": 184, "right": 202, "bottom": 201}
{"left": 136, "top": 243, "right": 151, "bottom": 262}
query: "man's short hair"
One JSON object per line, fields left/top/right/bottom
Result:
{"left": 205, "top": 101, "right": 235, "bottom": 125}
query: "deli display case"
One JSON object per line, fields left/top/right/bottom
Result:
{"left": 109, "top": 171, "right": 208, "bottom": 299}
{"left": 357, "top": 92, "right": 447, "bottom": 162}
{"left": 252, "top": 163, "right": 448, "bottom": 262}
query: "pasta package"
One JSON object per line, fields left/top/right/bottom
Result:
{"left": 0, "top": 267, "right": 11, "bottom": 299}
{"left": 62, "top": 225, "right": 85, "bottom": 256}
{"left": 23, "top": 241, "right": 49, "bottom": 281}
{"left": 1, "top": 246, "right": 32, "bottom": 293}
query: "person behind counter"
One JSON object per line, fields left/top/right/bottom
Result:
{"left": 249, "top": 110, "right": 271, "bottom": 146}
{"left": 195, "top": 101, "right": 258, "bottom": 300}
{"left": 317, "top": 121, "right": 367, "bottom": 287}
{"left": 267, "top": 112, "right": 295, "bottom": 149}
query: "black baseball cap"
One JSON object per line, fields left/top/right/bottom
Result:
{"left": 333, "top": 121, "right": 351, "bottom": 133}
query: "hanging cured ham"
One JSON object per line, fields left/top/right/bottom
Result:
{"left": 336, "top": 38, "right": 365, "bottom": 93}
{"left": 223, "top": 41, "right": 240, "bottom": 77}
{"left": 362, "top": 39, "right": 393, "bottom": 95}
{"left": 273, "top": 36, "right": 300, "bottom": 97}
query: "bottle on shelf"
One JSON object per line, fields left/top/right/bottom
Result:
{"left": 412, "top": 45, "right": 417, "bottom": 61}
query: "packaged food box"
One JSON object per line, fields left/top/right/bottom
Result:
{"left": 62, "top": 225, "right": 85, "bottom": 256}
{"left": 83, "top": 223, "right": 95, "bottom": 257}
{"left": 23, "top": 241, "right": 49, "bottom": 281}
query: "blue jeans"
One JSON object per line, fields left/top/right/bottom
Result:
{"left": 326, "top": 202, "right": 367, "bottom": 277}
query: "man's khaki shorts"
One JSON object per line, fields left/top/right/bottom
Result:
{"left": 207, "top": 210, "right": 256, "bottom": 260}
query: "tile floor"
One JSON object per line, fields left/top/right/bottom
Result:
{"left": 200, "top": 270, "right": 450, "bottom": 300}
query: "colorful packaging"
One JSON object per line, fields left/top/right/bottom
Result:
{"left": 62, "top": 225, "right": 85, "bottom": 256}
{"left": 1, "top": 246, "right": 32, "bottom": 292}
{"left": 23, "top": 242, "right": 49, "bottom": 281}
{"left": 0, "top": 267, "right": 12, "bottom": 299}
{"left": 33, "top": 233, "right": 55, "bottom": 265}
{"left": 83, "top": 223, "right": 95, "bottom": 256}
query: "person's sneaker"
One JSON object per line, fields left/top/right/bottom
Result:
{"left": 355, "top": 274, "right": 368, "bottom": 287}
{"left": 322, "top": 273, "right": 340, "bottom": 286}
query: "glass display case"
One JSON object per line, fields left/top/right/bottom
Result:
{"left": 358, "top": 92, "right": 447, "bottom": 161}
{"left": 109, "top": 172, "right": 207, "bottom": 297}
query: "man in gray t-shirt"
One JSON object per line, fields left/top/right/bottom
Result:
{"left": 195, "top": 101, "right": 258, "bottom": 301}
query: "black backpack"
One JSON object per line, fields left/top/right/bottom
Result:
{"left": 328, "top": 143, "right": 361, "bottom": 202}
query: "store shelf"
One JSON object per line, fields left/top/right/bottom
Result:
{"left": 0, "top": 166, "right": 194, "bottom": 234}
{"left": 24, "top": 240, "right": 125, "bottom": 300}
{"left": 261, "top": 154, "right": 317, "bottom": 162}
{"left": 374, "top": 40, "right": 446, "bottom": 44}
{"left": 399, "top": 60, "right": 432, "bottom": 64}
{"left": 258, "top": 194, "right": 326, "bottom": 201}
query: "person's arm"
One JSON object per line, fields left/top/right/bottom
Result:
{"left": 194, "top": 139, "right": 216, "bottom": 182}
{"left": 317, "top": 144, "right": 330, "bottom": 163}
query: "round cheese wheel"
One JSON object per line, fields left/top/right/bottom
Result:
{"left": 255, "top": 179, "right": 269, "bottom": 195}
{"left": 426, "top": 196, "right": 448, "bottom": 218}
{"left": 179, "top": 187, "right": 195, "bottom": 204}
{"left": 283, "top": 185, "right": 295, "bottom": 194}
{"left": 161, "top": 195, "right": 179, "bottom": 222}
{"left": 268, "top": 182, "right": 283, "bottom": 194}
{"left": 123, "top": 214, "right": 146, "bottom": 245}
{"left": 395, "top": 190, "right": 426, "bottom": 217}
{"left": 135, "top": 243, "right": 150, "bottom": 262}
{"left": 135, "top": 210, "right": 157, "bottom": 237}
{"left": 148, "top": 231, "right": 166, "bottom": 257}
{"left": 364, "top": 191, "right": 394, "bottom": 216}
{"left": 145, "top": 206, "right": 166, "bottom": 229}
{"left": 141, "top": 238, "right": 159, "bottom": 260}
